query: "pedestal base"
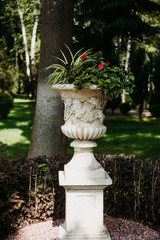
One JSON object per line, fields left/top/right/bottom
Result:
{"left": 59, "top": 140, "right": 112, "bottom": 240}
{"left": 59, "top": 223, "right": 111, "bottom": 240}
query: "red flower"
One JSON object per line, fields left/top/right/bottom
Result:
{"left": 98, "top": 64, "right": 105, "bottom": 68}
{"left": 0, "top": 88, "right": 2, "bottom": 91}
{"left": 80, "top": 54, "right": 87, "bottom": 59}
{"left": 107, "top": 62, "right": 110, "bottom": 64}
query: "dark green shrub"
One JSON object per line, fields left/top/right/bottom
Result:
{"left": 149, "top": 104, "right": 160, "bottom": 117}
{"left": 0, "top": 154, "right": 68, "bottom": 238}
{"left": 119, "top": 102, "right": 131, "bottom": 115}
{"left": 0, "top": 90, "right": 13, "bottom": 119}
{"left": 95, "top": 154, "right": 160, "bottom": 225}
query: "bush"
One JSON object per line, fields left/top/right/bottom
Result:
{"left": 0, "top": 152, "right": 68, "bottom": 238}
{"left": 0, "top": 90, "right": 13, "bottom": 119}
{"left": 96, "top": 154, "right": 160, "bottom": 225}
{"left": 119, "top": 102, "right": 131, "bottom": 115}
{"left": 149, "top": 104, "right": 160, "bottom": 117}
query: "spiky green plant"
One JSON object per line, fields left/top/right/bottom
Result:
{"left": 46, "top": 44, "right": 94, "bottom": 85}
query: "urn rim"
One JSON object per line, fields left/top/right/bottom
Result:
{"left": 52, "top": 84, "right": 100, "bottom": 90}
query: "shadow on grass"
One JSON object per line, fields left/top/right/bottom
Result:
{"left": 6, "top": 141, "right": 31, "bottom": 159}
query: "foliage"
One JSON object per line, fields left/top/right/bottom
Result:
{"left": 0, "top": 149, "right": 159, "bottom": 238}
{"left": 149, "top": 104, "right": 160, "bottom": 117}
{"left": 119, "top": 102, "right": 131, "bottom": 115}
{"left": 0, "top": 38, "right": 17, "bottom": 93}
{"left": 47, "top": 46, "right": 135, "bottom": 101}
{"left": 0, "top": 90, "right": 13, "bottom": 119}
{"left": 74, "top": 0, "right": 160, "bottom": 60}
{"left": 0, "top": 0, "right": 41, "bottom": 95}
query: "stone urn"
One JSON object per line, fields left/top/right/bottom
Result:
{"left": 53, "top": 84, "right": 112, "bottom": 240}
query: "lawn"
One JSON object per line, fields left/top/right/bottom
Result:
{"left": 0, "top": 97, "right": 35, "bottom": 159}
{"left": 0, "top": 97, "right": 160, "bottom": 160}
{"left": 95, "top": 115, "right": 160, "bottom": 159}
{"left": 68, "top": 115, "right": 160, "bottom": 160}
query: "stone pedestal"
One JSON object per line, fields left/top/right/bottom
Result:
{"left": 53, "top": 85, "right": 112, "bottom": 239}
{"left": 59, "top": 140, "right": 112, "bottom": 240}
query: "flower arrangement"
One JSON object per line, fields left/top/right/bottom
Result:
{"left": 47, "top": 45, "right": 134, "bottom": 101}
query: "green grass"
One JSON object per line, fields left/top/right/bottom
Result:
{"left": 68, "top": 115, "right": 160, "bottom": 160}
{"left": 0, "top": 98, "right": 160, "bottom": 160}
{"left": 0, "top": 98, "right": 35, "bottom": 159}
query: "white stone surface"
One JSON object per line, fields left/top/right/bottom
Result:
{"left": 53, "top": 84, "right": 107, "bottom": 140}
{"left": 59, "top": 140, "right": 112, "bottom": 186}
{"left": 53, "top": 84, "right": 112, "bottom": 239}
{"left": 58, "top": 140, "right": 112, "bottom": 240}
{"left": 59, "top": 187, "right": 111, "bottom": 239}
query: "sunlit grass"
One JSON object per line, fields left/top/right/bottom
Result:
{"left": 0, "top": 98, "right": 35, "bottom": 159}
{"left": 0, "top": 97, "right": 160, "bottom": 160}
{"left": 68, "top": 115, "right": 160, "bottom": 160}
{"left": 94, "top": 115, "right": 160, "bottom": 159}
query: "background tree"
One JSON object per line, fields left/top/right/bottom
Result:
{"left": 28, "top": 0, "right": 74, "bottom": 158}
{"left": 73, "top": 0, "right": 159, "bottom": 59}
{"left": 130, "top": 44, "right": 150, "bottom": 116}
{"left": 16, "top": 0, "right": 41, "bottom": 96}
{"left": 149, "top": 16, "right": 160, "bottom": 107}
{"left": 0, "top": 0, "right": 41, "bottom": 96}
{"left": 74, "top": 0, "right": 160, "bottom": 107}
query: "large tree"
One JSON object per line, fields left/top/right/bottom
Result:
{"left": 28, "top": 0, "right": 73, "bottom": 158}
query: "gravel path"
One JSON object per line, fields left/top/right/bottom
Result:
{"left": 5, "top": 217, "right": 160, "bottom": 240}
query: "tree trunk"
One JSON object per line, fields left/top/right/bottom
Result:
{"left": 10, "top": 16, "right": 19, "bottom": 73}
{"left": 122, "top": 36, "right": 131, "bottom": 103}
{"left": 30, "top": 8, "right": 41, "bottom": 97}
{"left": 28, "top": 0, "right": 73, "bottom": 158}
{"left": 31, "top": 9, "right": 40, "bottom": 71}
{"left": 17, "top": 0, "right": 31, "bottom": 81}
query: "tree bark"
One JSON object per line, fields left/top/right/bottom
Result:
{"left": 31, "top": 9, "right": 40, "bottom": 71}
{"left": 122, "top": 36, "right": 131, "bottom": 103}
{"left": 17, "top": 0, "right": 31, "bottom": 81}
{"left": 28, "top": 0, "right": 73, "bottom": 158}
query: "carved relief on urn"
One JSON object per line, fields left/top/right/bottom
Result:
{"left": 53, "top": 84, "right": 107, "bottom": 140}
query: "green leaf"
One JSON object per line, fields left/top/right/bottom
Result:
{"left": 109, "top": 83, "right": 115, "bottom": 89}
{"left": 103, "top": 74, "right": 108, "bottom": 78}
{"left": 60, "top": 49, "right": 68, "bottom": 64}
{"left": 129, "top": 75, "right": 135, "bottom": 81}
{"left": 82, "top": 82, "right": 91, "bottom": 88}
{"left": 105, "top": 92, "right": 113, "bottom": 101}
{"left": 91, "top": 76, "right": 97, "bottom": 82}
{"left": 118, "top": 89, "right": 123, "bottom": 94}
